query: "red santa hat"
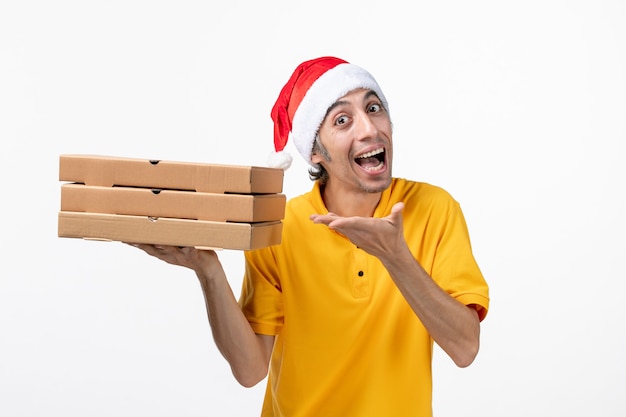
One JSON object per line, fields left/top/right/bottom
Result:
{"left": 268, "top": 56, "right": 388, "bottom": 169}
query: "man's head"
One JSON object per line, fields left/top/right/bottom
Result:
{"left": 269, "top": 57, "right": 390, "bottom": 171}
{"left": 310, "top": 87, "right": 393, "bottom": 193}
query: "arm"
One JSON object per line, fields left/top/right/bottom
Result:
{"left": 379, "top": 239, "right": 480, "bottom": 368}
{"left": 310, "top": 203, "right": 480, "bottom": 367}
{"left": 127, "top": 244, "right": 274, "bottom": 386}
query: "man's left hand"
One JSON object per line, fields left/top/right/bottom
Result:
{"left": 310, "top": 202, "right": 407, "bottom": 259}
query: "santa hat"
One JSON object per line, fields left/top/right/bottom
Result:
{"left": 268, "top": 56, "right": 388, "bottom": 169}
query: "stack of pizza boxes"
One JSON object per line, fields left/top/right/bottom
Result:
{"left": 58, "top": 154, "right": 286, "bottom": 250}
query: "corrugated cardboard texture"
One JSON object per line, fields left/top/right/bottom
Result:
{"left": 58, "top": 211, "right": 283, "bottom": 250}
{"left": 59, "top": 154, "right": 284, "bottom": 194}
{"left": 61, "top": 183, "right": 286, "bottom": 222}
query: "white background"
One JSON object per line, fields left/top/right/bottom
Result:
{"left": 1, "top": 1, "right": 625, "bottom": 416}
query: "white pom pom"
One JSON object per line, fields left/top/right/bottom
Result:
{"left": 267, "top": 150, "right": 293, "bottom": 170}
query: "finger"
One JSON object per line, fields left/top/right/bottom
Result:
{"left": 389, "top": 202, "right": 405, "bottom": 224}
{"left": 126, "top": 242, "right": 173, "bottom": 257}
{"left": 310, "top": 214, "right": 334, "bottom": 225}
{"left": 390, "top": 202, "right": 404, "bottom": 215}
{"left": 124, "top": 242, "right": 152, "bottom": 252}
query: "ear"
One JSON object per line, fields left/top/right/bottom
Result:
{"left": 310, "top": 132, "right": 329, "bottom": 165}
{"left": 310, "top": 150, "right": 323, "bottom": 165}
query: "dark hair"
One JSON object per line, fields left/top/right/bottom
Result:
{"left": 308, "top": 134, "right": 330, "bottom": 184}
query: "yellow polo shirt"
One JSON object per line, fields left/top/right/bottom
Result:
{"left": 240, "top": 178, "right": 489, "bottom": 417}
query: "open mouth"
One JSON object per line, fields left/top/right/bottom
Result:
{"left": 355, "top": 147, "right": 386, "bottom": 172}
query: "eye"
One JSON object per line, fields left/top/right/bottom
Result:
{"left": 334, "top": 115, "right": 349, "bottom": 126}
{"left": 367, "top": 103, "right": 382, "bottom": 113}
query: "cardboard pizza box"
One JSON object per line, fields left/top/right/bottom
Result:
{"left": 60, "top": 183, "right": 286, "bottom": 223}
{"left": 59, "top": 154, "right": 284, "bottom": 194}
{"left": 58, "top": 211, "right": 283, "bottom": 251}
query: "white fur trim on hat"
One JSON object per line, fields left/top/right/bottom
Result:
{"left": 267, "top": 149, "right": 293, "bottom": 170}
{"left": 290, "top": 63, "right": 388, "bottom": 166}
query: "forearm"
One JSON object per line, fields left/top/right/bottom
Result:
{"left": 196, "top": 259, "right": 272, "bottom": 387}
{"left": 382, "top": 246, "right": 480, "bottom": 367}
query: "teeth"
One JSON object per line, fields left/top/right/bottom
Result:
{"left": 356, "top": 148, "right": 384, "bottom": 159}
{"left": 363, "top": 161, "right": 385, "bottom": 171}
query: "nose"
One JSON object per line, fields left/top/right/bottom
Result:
{"left": 353, "top": 110, "right": 378, "bottom": 141}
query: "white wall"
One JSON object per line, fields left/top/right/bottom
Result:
{"left": 1, "top": 1, "right": 624, "bottom": 415}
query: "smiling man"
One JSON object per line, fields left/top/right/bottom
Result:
{"left": 132, "top": 56, "right": 490, "bottom": 417}
{"left": 245, "top": 56, "right": 490, "bottom": 416}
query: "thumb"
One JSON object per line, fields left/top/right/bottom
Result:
{"left": 389, "top": 202, "right": 405, "bottom": 224}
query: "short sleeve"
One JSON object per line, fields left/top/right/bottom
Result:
{"left": 239, "top": 247, "right": 285, "bottom": 335}
{"left": 432, "top": 200, "right": 490, "bottom": 321}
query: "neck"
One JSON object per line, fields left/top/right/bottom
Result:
{"left": 320, "top": 183, "right": 382, "bottom": 217}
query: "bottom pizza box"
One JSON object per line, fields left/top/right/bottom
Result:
{"left": 58, "top": 211, "right": 283, "bottom": 250}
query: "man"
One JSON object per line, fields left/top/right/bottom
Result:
{"left": 132, "top": 56, "right": 489, "bottom": 417}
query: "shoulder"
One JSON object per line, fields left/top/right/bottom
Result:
{"left": 284, "top": 181, "right": 327, "bottom": 215}
{"left": 390, "top": 178, "right": 458, "bottom": 207}
{"left": 285, "top": 188, "right": 316, "bottom": 213}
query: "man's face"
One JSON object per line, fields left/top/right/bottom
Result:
{"left": 312, "top": 88, "right": 393, "bottom": 194}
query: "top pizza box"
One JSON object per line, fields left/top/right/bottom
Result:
{"left": 59, "top": 154, "right": 284, "bottom": 194}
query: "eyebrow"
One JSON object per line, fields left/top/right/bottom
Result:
{"left": 323, "top": 89, "right": 381, "bottom": 120}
